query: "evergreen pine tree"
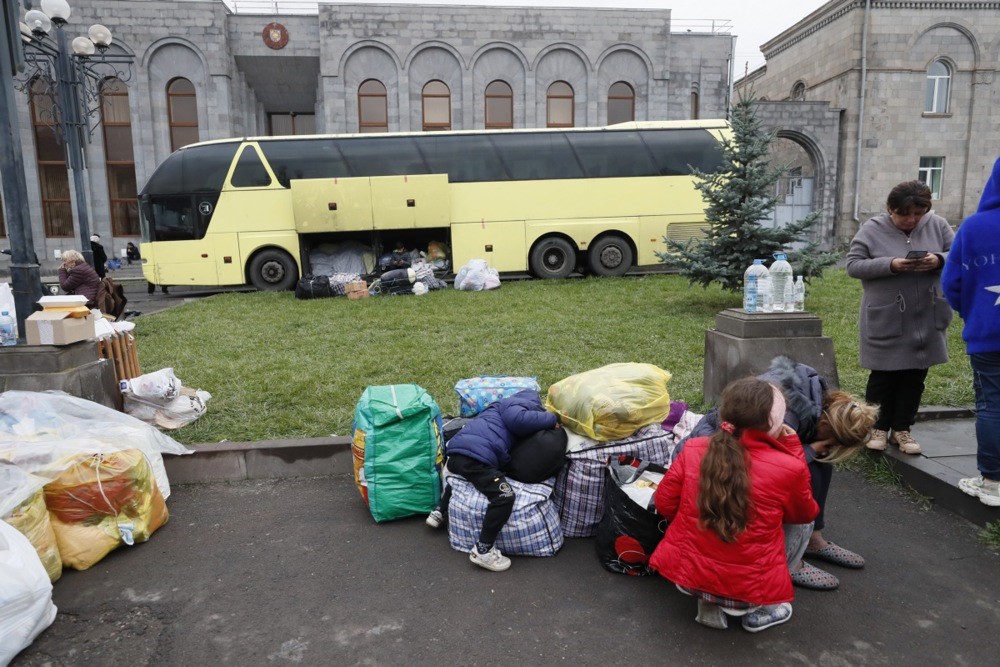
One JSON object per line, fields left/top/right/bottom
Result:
{"left": 656, "top": 90, "right": 838, "bottom": 292}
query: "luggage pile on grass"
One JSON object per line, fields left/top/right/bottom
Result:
{"left": 350, "top": 363, "right": 703, "bottom": 574}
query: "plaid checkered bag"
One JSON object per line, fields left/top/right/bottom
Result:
{"left": 553, "top": 424, "right": 674, "bottom": 538}
{"left": 446, "top": 476, "right": 563, "bottom": 557}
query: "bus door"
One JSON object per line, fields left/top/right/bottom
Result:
{"left": 290, "top": 177, "right": 374, "bottom": 232}
{"left": 369, "top": 174, "right": 450, "bottom": 230}
{"left": 140, "top": 194, "right": 222, "bottom": 286}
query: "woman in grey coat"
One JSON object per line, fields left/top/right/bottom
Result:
{"left": 846, "top": 181, "right": 954, "bottom": 454}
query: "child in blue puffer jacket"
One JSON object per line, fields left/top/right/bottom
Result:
{"left": 426, "top": 389, "right": 559, "bottom": 571}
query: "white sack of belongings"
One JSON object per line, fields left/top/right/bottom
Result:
{"left": 0, "top": 518, "right": 57, "bottom": 664}
{"left": 454, "top": 259, "right": 500, "bottom": 291}
{"left": 121, "top": 369, "right": 212, "bottom": 430}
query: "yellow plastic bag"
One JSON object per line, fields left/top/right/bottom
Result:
{"left": 44, "top": 450, "right": 169, "bottom": 571}
{"left": 3, "top": 490, "right": 62, "bottom": 583}
{"left": 545, "top": 363, "right": 672, "bottom": 442}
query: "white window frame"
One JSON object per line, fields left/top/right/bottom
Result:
{"left": 918, "top": 157, "right": 944, "bottom": 199}
{"left": 925, "top": 60, "right": 951, "bottom": 114}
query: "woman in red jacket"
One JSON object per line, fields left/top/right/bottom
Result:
{"left": 650, "top": 377, "right": 819, "bottom": 632}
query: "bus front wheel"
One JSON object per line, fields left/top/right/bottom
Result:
{"left": 588, "top": 235, "right": 634, "bottom": 277}
{"left": 249, "top": 249, "right": 298, "bottom": 291}
{"left": 529, "top": 237, "right": 576, "bottom": 279}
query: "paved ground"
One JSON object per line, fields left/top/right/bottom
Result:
{"left": 12, "top": 468, "right": 1000, "bottom": 666}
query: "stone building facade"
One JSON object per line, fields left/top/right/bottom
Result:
{"left": 0, "top": 0, "right": 735, "bottom": 269}
{"left": 739, "top": 0, "right": 1000, "bottom": 245}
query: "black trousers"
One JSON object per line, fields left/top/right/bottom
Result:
{"left": 865, "top": 368, "right": 929, "bottom": 432}
{"left": 439, "top": 454, "right": 514, "bottom": 548}
{"left": 809, "top": 458, "right": 832, "bottom": 532}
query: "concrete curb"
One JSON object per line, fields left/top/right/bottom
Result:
{"left": 165, "top": 436, "right": 353, "bottom": 484}
{"left": 915, "top": 405, "right": 976, "bottom": 421}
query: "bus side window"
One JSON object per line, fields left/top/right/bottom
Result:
{"left": 642, "top": 129, "right": 724, "bottom": 176}
{"left": 147, "top": 196, "right": 198, "bottom": 241}
{"left": 491, "top": 133, "right": 583, "bottom": 181}
{"left": 231, "top": 146, "right": 273, "bottom": 188}
{"left": 566, "top": 131, "right": 656, "bottom": 178}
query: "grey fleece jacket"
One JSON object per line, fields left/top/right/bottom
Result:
{"left": 846, "top": 212, "right": 954, "bottom": 371}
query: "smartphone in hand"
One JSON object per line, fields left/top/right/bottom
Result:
{"left": 905, "top": 250, "right": 928, "bottom": 260}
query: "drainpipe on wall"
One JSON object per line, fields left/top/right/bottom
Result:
{"left": 852, "top": 0, "right": 872, "bottom": 223}
{"left": 726, "top": 35, "right": 736, "bottom": 117}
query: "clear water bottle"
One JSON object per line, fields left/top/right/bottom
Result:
{"left": 793, "top": 276, "right": 805, "bottom": 312}
{"left": 760, "top": 276, "right": 774, "bottom": 312}
{"left": 0, "top": 311, "right": 15, "bottom": 347}
{"left": 770, "top": 252, "right": 793, "bottom": 312}
{"left": 743, "top": 259, "right": 769, "bottom": 313}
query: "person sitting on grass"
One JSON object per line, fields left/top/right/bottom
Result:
{"left": 425, "top": 389, "right": 558, "bottom": 572}
{"left": 650, "top": 377, "right": 819, "bottom": 632}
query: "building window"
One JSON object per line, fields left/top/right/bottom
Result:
{"left": 607, "top": 81, "right": 634, "bottom": 125}
{"left": 791, "top": 81, "right": 806, "bottom": 101}
{"left": 546, "top": 81, "right": 574, "bottom": 128}
{"left": 422, "top": 80, "right": 451, "bottom": 131}
{"left": 358, "top": 80, "right": 388, "bottom": 133}
{"left": 100, "top": 78, "right": 140, "bottom": 237}
{"left": 485, "top": 80, "right": 513, "bottom": 129}
{"left": 29, "top": 78, "right": 72, "bottom": 237}
{"left": 269, "top": 113, "right": 316, "bottom": 136}
{"left": 918, "top": 157, "right": 944, "bottom": 199}
{"left": 690, "top": 91, "right": 700, "bottom": 120}
{"left": 925, "top": 60, "right": 951, "bottom": 114}
{"left": 167, "top": 77, "right": 199, "bottom": 151}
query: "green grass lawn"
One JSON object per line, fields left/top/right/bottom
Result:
{"left": 136, "top": 269, "right": 974, "bottom": 445}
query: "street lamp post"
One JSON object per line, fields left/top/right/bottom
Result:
{"left": 18, "top": 0, "right": 132, "bottom": 270}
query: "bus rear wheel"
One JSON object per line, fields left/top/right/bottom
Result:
{"left": 588, "top": 235, "right": 634, "bottom": 277}
{"left": 249, "top": 249, "right": 297, "bottom": 291}
{"left": 529, "top": 237, "right": 576, "bottom": 279}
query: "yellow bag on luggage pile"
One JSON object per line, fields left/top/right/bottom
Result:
{"left": 3, "top": 490, "right": 62, "bottom": 583}
{"left": 545, "top": 363, "right": 672, "bottom": 442}
{"left": 43, "top": 450, "right": 169, "bottom": 571}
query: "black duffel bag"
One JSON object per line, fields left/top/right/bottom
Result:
{"left": 295, "top": 274, "right": 332, "bottom": 299}
{"left": 504, "top": 427, "right": 567, "bottom": 484}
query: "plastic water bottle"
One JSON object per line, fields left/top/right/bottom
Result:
{"left": 743, "top": 259, "right": 769, "bottom": 313}
{"left": 793, "top": 276, "right": 805, "bottom": 312}
{"left": 770, "top": 252, "right": 793, "bottom": 312}
{"left": 760, "top": 276, "right": 773, "bottom": 313}
{"left": 0, "top": 311, "right": 15, "bottom": 347}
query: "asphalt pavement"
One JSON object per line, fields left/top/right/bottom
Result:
{"left": 12, "top": 469, "right": 1000, "bottom": 666}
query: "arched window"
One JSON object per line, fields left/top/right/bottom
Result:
{"left": 607, "top": 81, "right": 635, "bottom": 125}
{"left": 358, "top": 79, "right": 388, "bottom": 133}
{"left": 546, "top": 81, "right": 574, "bottom": 128}
{"left": 100, "top": 78, "right": 139, "bottom": 237}
{"left": 925, "top": 60, "right": 951, "bottom": 113}
{"left": 485, "top": 80, "right": 513, "bottom": 129}
{"left": 28, "top": 78, "right": 72, "bottom": 237}
{"left": 422, "top": 80, "right": 451, "bottom": 131}
{"left": 690, "top": 90, "right": 700, "bottom": 119}
{"left": 791, "top": 81, "right": 806, "bottom": 101}
{"left": 167, "top": 77, "right": 199, "bottom": 151}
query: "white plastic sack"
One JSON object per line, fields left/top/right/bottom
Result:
{"left": 0, "top": 390, "right": 191, "bottom": 500}
{"left": 454, "top": 259, "right": 501, "bottom": 291}
{"left": 0, "top": 519, "right": 57, "bottom": 665}
{"left": 123, "top": 387, "right": 212, "bottom": 430}
{"left": 122, "top": 368, "right": 180, "bottom": 402}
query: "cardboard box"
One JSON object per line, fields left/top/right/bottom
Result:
{"left": 26, "top": 311, "right": 96, "bottom": 346}
{"left": 346, "top": 280, "right": 369, "bottom": 300}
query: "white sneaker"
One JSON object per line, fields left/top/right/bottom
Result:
{"left": 425, "top": 509, "right": 444, "bottom": 528}
{"left": 742, "top": 603, "right": 793, "bottom": 633}
{"left": 469, "top": 546, "right": 511, "bottom": 572}
{"left": 958, "top": 476, "right": 1000, "bottom": 507}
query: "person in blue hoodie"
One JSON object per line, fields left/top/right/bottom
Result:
{"left": 425, "top": 390, "right": 559, "bottom": 571}
{"left": 942, "top": 157, "right": 1000, "bottom": 507}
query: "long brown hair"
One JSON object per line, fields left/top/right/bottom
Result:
{"left": 816, "top": 391, "right": 879, "bottom": 464}
{"left": 698, "top": 378, "right": 774, "bottom": 542}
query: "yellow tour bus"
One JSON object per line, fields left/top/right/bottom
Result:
{"left": 137, "top": 119, "right": 728, "bottom": 290}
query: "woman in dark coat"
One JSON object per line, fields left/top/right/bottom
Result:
{"left": 58, "top": 249, "right": 101, "bottom": 308}
{"left": 846, "top": 180, "right": 953, "bottom": 455}
{"left": 89, "top": 234, "right": 108, "bottom": 279}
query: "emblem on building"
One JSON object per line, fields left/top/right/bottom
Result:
{"left": 263, "top": 23, "right": 289, "bottom": 50}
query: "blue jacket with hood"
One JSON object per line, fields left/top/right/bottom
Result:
{"left": 445, "top": 390, "right": 558, "bottom": 469}
{"left": 942, "top": 157, "right": 1000, "bottom": 354}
